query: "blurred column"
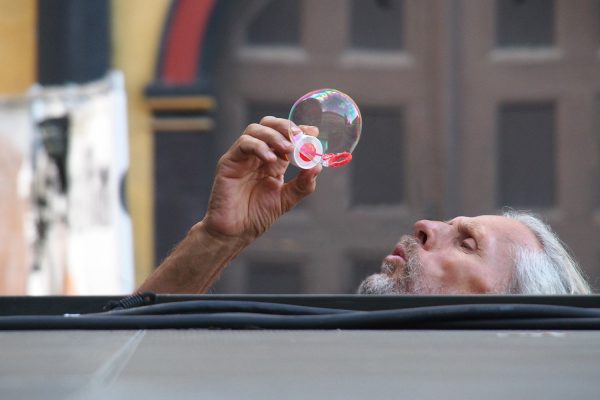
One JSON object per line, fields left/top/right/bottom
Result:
{"left": 31, "top": 0, "right": 135, "bottom": 294}
{"left": 37, "top": 0, "right": 110, "bottom": 85}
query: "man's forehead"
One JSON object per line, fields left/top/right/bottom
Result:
{"left": 466, "top": 215, "right": 541, "bottom": 250}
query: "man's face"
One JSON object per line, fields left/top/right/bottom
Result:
{"left": 358, "top": 215, "right": 541, "bottom": 295}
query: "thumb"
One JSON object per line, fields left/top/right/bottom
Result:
{"left": 280, "top": 164, "right": 322, "bottom": 212}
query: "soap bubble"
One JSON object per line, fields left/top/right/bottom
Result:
{"left": 288, "top": 88, "right": 362, "bottom": 169}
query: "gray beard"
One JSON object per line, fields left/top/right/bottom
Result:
{"left": 357, "top": 235, "right": 428, "bottom": 295}
{"left": 356, "top": 271, "right": 401, "bottom": 295}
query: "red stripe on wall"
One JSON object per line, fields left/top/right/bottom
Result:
{"left": 162, "top": 0, "right": 216, "bottom": 84}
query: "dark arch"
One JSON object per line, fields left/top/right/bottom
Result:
{"left": 145, "top": 0, "right": 231, "bottom": 265}
{"left": 148, "top": 0, "right": 226, "bottom": 95}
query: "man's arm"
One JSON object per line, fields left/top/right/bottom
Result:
{"left": 136, "top": 117, "right": 322, "bottom": 294}
{"left": 135, "top": 220, "right": 247, "bottom": 294}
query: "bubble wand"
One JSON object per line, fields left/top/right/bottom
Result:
{"left": 288, "top": 89, "right": 362, "bottom": 169}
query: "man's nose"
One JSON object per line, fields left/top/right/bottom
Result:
{"left": 413, "top": 220, "right": 451, "bottom": 250}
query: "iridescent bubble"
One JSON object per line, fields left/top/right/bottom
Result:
{"left": 288, "top": 88, "right": 362, "bottom": 169}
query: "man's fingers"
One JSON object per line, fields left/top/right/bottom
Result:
{"left": 244, "top": 120, "right": 293, "bottom": 156}
{"left": 232, "top": 134, "right": 277, "bottom": 163}
{"left": 259, "top": 116, "right": 291, "bottom": 138}
{"left": 280, "top": 164, "right": 322, "bottom": 212}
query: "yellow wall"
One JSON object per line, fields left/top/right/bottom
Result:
{"left": 112, "top": 0, "right": 171, "bottom": 286}
{"left": 0, "top": 0, "right": 36, "bottom": 94}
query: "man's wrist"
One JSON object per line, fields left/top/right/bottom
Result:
{"left": 191, "top": 219, "right": 252, "bottom": 251}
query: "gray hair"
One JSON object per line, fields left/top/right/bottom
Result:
{"left": 503, "top": 210, "right": 592, "bottom": 294}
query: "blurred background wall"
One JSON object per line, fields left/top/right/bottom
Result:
{"left": 0, "top": 0, "right": 598, "bottom": 295}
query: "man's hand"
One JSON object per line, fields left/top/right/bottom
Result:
{"left": 137, "top": 116, "right": 322, "bottom": 294}
{"left": 202, "top": 116, "right": 322, "bottom": 244}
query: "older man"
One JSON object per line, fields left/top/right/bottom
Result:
{"left": 137, "top": 117, "right": 591, "bottom": 295}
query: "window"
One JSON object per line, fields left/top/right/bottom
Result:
{"left": 350, "top": 0, "right": 404, "bottom": 50}
{"left": 495, "top": 0, "right": 555, "bottom": 47}
{"left": 246, "top": 1, "right": 300, "bottom": 46}
{"left": 351, "top": 107, "right": 404, "bottom": 206}
{"left": 155, "top": 131, "right": 215, "bottom": 262}
{"left": 497, "top": 102, "right": 556, "bottom": 208}
{"left": 246, "top": 101, "right": 290, "bottom": 124}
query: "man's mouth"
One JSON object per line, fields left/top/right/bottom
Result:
{"left": 392, "top": 244, "right": 406, "bottom": 260}
{"left": 381, "top": 243, "right": 407, "bottom": 274}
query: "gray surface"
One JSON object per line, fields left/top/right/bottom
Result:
{"left": 1, "top": 330, "right": 600, "bottom": 399}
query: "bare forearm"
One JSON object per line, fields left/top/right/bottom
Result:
{"left": 136, "top": 220, "right": 248, "bottom": 294}
{"left": 137, "top": 117, "right": 319, "bottom": 294}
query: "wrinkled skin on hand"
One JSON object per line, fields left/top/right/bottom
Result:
{"left": 203, "top": 116, "right": 322, "bottom": 244}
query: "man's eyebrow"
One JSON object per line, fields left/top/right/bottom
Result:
{"left": 458, "top": 220, "right": 484, "bottom": 239}
{"left": 445, "top": 219, "right": 482, "bottom": 237}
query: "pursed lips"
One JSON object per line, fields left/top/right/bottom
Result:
{"left": 392, "top": 244, "right": 406, "bottom": 260}
{"left": 381, "top": 242, "right": 407, "bottom": 274}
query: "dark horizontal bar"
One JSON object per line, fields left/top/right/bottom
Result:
{"left": 1, "top": 294, "right": 599, "bottom": 316}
